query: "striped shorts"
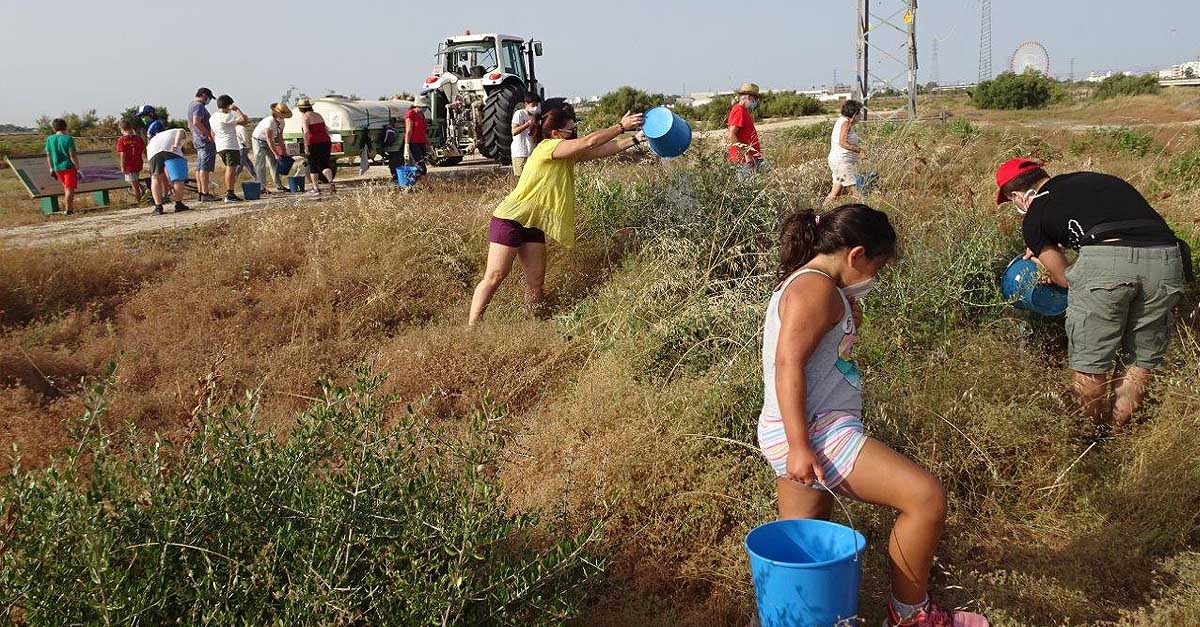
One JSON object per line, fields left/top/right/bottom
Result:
{"left": 757, "top": 411, "right": 866, "bottom": 489}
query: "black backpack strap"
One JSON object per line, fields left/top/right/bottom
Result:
{"left": 1082, "top": 219, "right": 1167, "bottom": 242}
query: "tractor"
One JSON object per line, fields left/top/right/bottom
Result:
{"left": 420, "top": 32, "right": 544, "bottom": 166}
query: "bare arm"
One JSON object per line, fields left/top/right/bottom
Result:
{"left": 231, "top": 105, "right": 249, "bottom": 125}
{"left": 552, "top": 111, "right": 643, "bottom": 160}
{"left": 775, "top": 276, "right": 844, "bottom": 479}
{"left": 512, "top": 118, "right": 535, "bottom": 135}
{"left": 576, "top": 132, "right": 646, "bottom": 163}
{"left": 192, "top": 114, "right": 212, "bottom": 141}
{"left": 1033, "top": 245, "right": 1070, "bottom": 289}
{"left": 838, "top": 120, "right": 860, "bottom": 153}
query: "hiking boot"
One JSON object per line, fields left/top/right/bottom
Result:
{"left": 224, "top": 192, "right": 242, "bottom": 203}
{"left": 174, "top": 201, "right": 191, "bottom": 212}
{"left": 152, "top": 205, "right": 164, "bottom": 215}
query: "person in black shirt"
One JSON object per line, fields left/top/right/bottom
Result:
{"left": 994, "top": 159, "right": 1190, "bottom": 431}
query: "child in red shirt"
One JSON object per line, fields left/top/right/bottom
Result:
{"left": 116, "top": 119, "right": 147, "bottom": 204}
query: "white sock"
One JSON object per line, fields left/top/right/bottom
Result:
{"left": 890, "top": 595, "right": 930, "bottom": 621}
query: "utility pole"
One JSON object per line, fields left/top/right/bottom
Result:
{"left": 856, "top": 0, "right": 918, "bottom": 118}
{"left": 931, "top": 39, "right": 940, "bottom": 87}
{"left": 833, "top": 67, "right": 839, "bottom": 89}
{"left": 978, "top": 0, "right": 993, "bottom": 82}
{"left": 1069, "top": 58, "right": 1076, "bottom": 83}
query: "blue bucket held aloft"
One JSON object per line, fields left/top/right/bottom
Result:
{"left": 288, "top": 176, "right": 306, "bottom": 193}
{"left": 1002, "top": 256, "right": 1068, "bottom": 317}
{"left": 241, "top": 181, "right": 261, "bottom": 200}
{"left": 746, "top": 518, "right": 866, "bottom": 627}
{"left": 163, "top": 157, "right": 189, "bottom": 183}
{"left": 276, "top": 155, "right": 295, "bottom": 176}
{"left": 395, "top": 165, "right": 420, "bottom": 188}
{"left": 643, "top": 106, "right": 692, "bottom": 158}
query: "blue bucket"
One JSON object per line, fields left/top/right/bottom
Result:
{"left": 276, "top": 155, "right": 295, "bottom": 176}
{"left": 643, "top": 106, "right": 692, "bottom": 158}
{"left": 745, "top": 519, "right": 865, "bottom": 627}
{"left": 164, "top": 157, "right": 189, "bottom": 183}
{"left": 288, "top": 176, "right": 306, "bottom": 193}
{"left": 241, "top": 181, "right": 261, "bottom": 200}
{"left": 854, "top": 171, "right": 880, "bottom": 194}
{"left": 395, "top": 165, "right": 420, "bottom": 188}
{"left": 1002, "top": 256, "right": 1068, "bottom": 317}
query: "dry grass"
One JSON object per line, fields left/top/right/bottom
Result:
{"left": 1, "top": 93, "right": 1199, "bottom": 625}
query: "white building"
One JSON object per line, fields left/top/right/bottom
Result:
{"left": 1159, "top": 61, "right": 1200, "bottom": 80}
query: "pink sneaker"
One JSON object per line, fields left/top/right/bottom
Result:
{"left": 884, "top": 600, "right": 989, "bottom": 627}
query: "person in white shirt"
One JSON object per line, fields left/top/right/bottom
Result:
{"left": 252, "top": 103, "right": 292, "bottom": 192}
{"left": 145, "top": 127, "right": 191, "bottom": 215}
{"left": 509, "top": 93, "right": 541, "bottom": 177}
{"left": 825, "top": 100, "right": 866, "bottom": 205}
{"left": 211, "top": 94, "right": 250, "bottom": 201}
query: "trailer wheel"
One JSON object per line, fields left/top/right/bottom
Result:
{"left": 479, "top": 81, "right": 523, "bottom": 165}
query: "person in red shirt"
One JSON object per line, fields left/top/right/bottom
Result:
{"left": 404, "top": 95, "right": 431, "bottom": 185}
{"left": 116, "top": 119, "right": 147, "bottom": 204}
{"left": 727, "top": 82, "right": 763, "bottom": 173}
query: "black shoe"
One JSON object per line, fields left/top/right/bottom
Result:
{"left": 224, "top": 193, "right": 242, "bottom": 203}
{"left": 174, "top": 201, "right": 191, "bottom": 212}
{"left": 152, "top": 205, "right": 164, "bottom": 215}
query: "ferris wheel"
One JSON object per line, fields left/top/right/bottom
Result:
{"left": 1010, "top": 41, "right": 1051, "bottom": 75}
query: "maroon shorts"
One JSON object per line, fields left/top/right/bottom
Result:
{"left": 487, "top": 216, "right": 545, "bottom": 247}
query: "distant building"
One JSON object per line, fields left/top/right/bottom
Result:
{"left": 1159, "top": 61, "right": 1200, "bottom": 80}
{"left": 818, "top": 92, "right": 853, "bottom": 103}
{"left": 1087, "top": 71, "right": 1134, "bottom": 83}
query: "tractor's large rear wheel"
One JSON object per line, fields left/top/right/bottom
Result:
{"left": 479, "top": 82, "right": 523, "bottom": 165}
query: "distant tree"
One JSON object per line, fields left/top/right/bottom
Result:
{"left": 971, "top": 69, "right": 1055, "bottom": 109}
{"left": 35, "top": 110, "right": 101, "bottom": 135}
{"left": 593, "top": 86, "right": 667, "bottom": 116}
{"left": 757, "top": 92, "right": 823, "bottom": 118}
{"left": 1185, "top": 67, "right": 1197, "bottom": 79}
{"left": 1093, "top": 73, "right": 1161, "bottom": 100}
{"left": 0, "top": 123, "right": 33, "bottom": 132}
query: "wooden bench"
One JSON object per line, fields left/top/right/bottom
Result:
{"left": 5, "top": 150, "right": 155, "bottom": 215}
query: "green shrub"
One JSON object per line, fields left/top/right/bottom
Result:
{"left": 592, "top": 86, "right": 667, "bottom": 117}
{"left": 948, "top": 118, "right": 980, "bottom": 139}
{"left": 757, "top": 92, "right": 823, "bottom": 118}
{"left": 1093, "top": 73, "right": 1161, "bottom": 100}
{"left": 781, "top": 120, "right": 836, "bottom": 144}
{"left": 1069, "top": 127, "right": 1155, "bottom": 157}
{"left": 972, "top": 70, "right": 1056, "bottom": 110}
{"left": 0, "top": 369, "right": 603, "bottom": 626}
{"left": 1157, "top": 147, "right": 1200, "bottom": 192}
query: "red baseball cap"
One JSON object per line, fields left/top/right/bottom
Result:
{"left": 994, "top": 158, "right": 1045, "bottom": 204}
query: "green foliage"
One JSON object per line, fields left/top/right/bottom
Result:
{"left": 756, "top": 92, "right": 823, "bottom": 118}
{"left": 1157, "top": 147, "right": 1200, "bottom": 192}
{"left": 35, "top": 110, "right": 102, "bottom": 136}
{"left": 0, "top": 368, "right": 603, "bottom": 625}
{"left": 1069, "top": 127, "right": 1155, "bottom": 157}
{"left": 972, "top": 70, "right": 1056, "bottom": 110}
{"left": 948, "top": 118, "right": 980, "bottom": 139}
{"left": 1093, "top": 73, "right": 1161, "bottom": 100}
{"left": 593, "top": 86, "right": 667, "bottom": 116}
{"left": 781, "top": 120, "right": 835, "bottom": 143}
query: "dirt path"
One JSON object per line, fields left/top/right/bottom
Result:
{"left": 0, "top": 159, "right": 506, "bottom": 248}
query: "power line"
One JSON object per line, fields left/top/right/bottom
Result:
{"left": 978, "top": 0, "right": 993, "bottom": 82}
{"left": 932, "top": 39, "right": 940, "bottom": 86}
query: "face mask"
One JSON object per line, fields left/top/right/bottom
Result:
{"left": 747, "top": 98, "right": 759, "bottom": 112}
{"left": 843, "top": 276, "right": 877, "bottom": 300}
{"left": 529, "top": 105, "right": 541, "bottom": 114}
{"left": 557, "top": 128, "right": 577, "bottom": 139}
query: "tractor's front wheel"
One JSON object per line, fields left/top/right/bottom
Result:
{"left": 479, "top": 82, "right": 523, "bottom": 165}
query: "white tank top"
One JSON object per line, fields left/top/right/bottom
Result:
{"left": 760, "top": 268, "right": 864, "bottom": 421}
{"left": 828, "top": 116, "right": 860, "bottom": 162}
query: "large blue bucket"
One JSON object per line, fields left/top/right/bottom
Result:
{"left": 1001, "top": 256, "right": 1068, "bottom": 317}
{"left": 395, "top": 165, "right": 420, "bottom": 188}
{"left": 276, "top": 155, "right": 295, "bottom": 176}
{"left": 643, "top": 106, "right": 692, "bottom": 158}
{"left": 241, "top": 181, "right": 261, "bottom": 200}
{"left": 164, "top": 157, "right": 189, "bottom": 183}
{"left": 288, "top": 176, "right": 306, "bottom": 193}
{"left": 745, "top": 519, "right": 865, "bottom": 627}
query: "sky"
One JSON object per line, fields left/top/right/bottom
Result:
{"left": 2, "top": 0, "right": 1199, "bottom": 126}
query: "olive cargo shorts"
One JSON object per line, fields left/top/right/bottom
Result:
{"left": 1065, "top": 245, "right": 1186, "bottom": 374}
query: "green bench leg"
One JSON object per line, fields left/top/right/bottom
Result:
{"left": 91, "top": 190, "right": 110, "bottom": 207}
{"left": 39, "top": 196, "right": 60, "bottom": 215}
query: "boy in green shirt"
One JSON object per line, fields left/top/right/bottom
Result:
{"left": 44, "top": 118, "right": 82, "bottom": 215}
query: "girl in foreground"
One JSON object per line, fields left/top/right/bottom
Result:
{"left": 758, "top": 205, "right": 986, "bottom": 626}
{"left": 467, "top": 105, "right": 645, "bottom": 325}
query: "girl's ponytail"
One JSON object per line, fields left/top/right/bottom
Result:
{"left": 778, "top": 204, "right": 897, "bottom": 279}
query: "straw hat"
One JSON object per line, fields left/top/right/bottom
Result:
{"left": 272, "top": 103, "right": 293, "bottom": 118}
{"left": 737, "top": 83, "right": 761, "bottom": 97}
{"left": 295, "top": 98, "right": 313, "bottom": 110}
{"left": 413, "top": 95, "right": 429, "bottom": 108}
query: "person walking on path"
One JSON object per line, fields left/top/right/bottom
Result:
{"left": 44, "top": 118, "right": 83, "bottom": 215}
{"left": 825, "top": 100, "right": 866, "bottom": 205}
{"left": 188, "top": 87, "right": 220, "bottom": 201}
{"left": 116, "top": 120, "right": 147, "bottom": 204}
{"left": 995, "top": 159, "right": 1193, "bottom": 433}
{"left": 210, "top": 95, "right": 250, "bottom": 202}
{"left": 253, "top": 103, "right": 292, "bottom": 192}
{"left": 297, "top": 98, "right": 336, "bottom": 195}
{"left": 759, "top": 204, "right": 987, "bottom": 627}
{"left": 404, "top": 96, "right": 431, "bottom": 186}
{"left": 468, "top": 106, "right": 646, "bottom": 325}
{"left": 510, "top": 92, "right": 541, "bottom": 176}
{"left": 145, "top": 127, "right": 191, "bottom": 215}
{"left": 727, "top": 82, "right": 763, "bottom": 177}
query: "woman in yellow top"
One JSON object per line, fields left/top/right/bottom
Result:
{"left": 468, "top": 106, "right": 646, "bottom": 325}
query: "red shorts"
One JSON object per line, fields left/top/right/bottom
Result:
{"left": 487, "top": 217, "right": 545, "bottom": 247}
{"left": 56, "top": 168, "right": 79, "bottom": 191}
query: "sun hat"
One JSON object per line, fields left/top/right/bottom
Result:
{"left": 994, "top": 158, "right": 1046, "bottom": 204}
{"left": 413, "top": 95, "right": 429, "bottom": 108}
{"left": 272, "top": 103, "right": 293, "bottom": 118}
{"left": 295, "top": 98, "right": 313, "bottom": 110}
{"left": 136, "top": 104, "right": 156, "bottom": 117}
{"left": 737, "top": 83, "right": 761, "bottom": 97}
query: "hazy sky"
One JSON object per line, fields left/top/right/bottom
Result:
{"left": 2, "top": 0, "right": 1198, "bottom": 125}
